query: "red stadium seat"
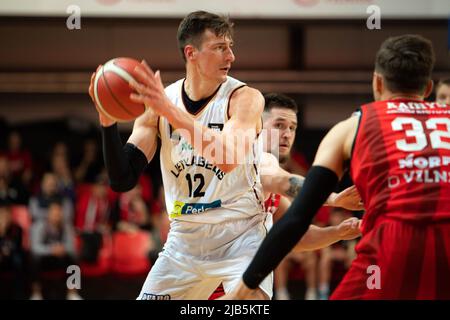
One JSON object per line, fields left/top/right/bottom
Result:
{"left": 10, "top": 205, "right": 31, "bottom": 250}
{"left": 111, "top": 231, "right": 151, "bottom": 276}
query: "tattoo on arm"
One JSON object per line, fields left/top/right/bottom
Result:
{"left": 286, "top": 176, "right": 304, "bottom": 198}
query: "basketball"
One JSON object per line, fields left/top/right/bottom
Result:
{"left": 93, "top": 57, "right": 146, "bottom": 122}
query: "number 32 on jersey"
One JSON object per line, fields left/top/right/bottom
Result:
{"left": 392, "top": 117, "right": 450, "bottom": 152}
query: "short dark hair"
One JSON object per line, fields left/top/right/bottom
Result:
{"left": 375, "top": 34, "right": 435, "bottom": 94}
{"left": 436, "top": 78, "right": 450, "bottom": 91}
{"left": 177, "top": 11, "right": 234, "bottom": 62}
{"left": 264, "top": 93, "right": 298, "bottom": 113}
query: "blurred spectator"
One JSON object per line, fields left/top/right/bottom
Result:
{"left": 317, "top": 208, "right": 359, "bottom": 300}
{"left": 0, "top": 202, "right": 27, "bottom": 298}
{"left": 30, "top": 199, "right": 81, "bottom": 300}
{"left": 275, "top": 251, "right": 318, "bottom": 300}
{"left": 436, "top": 78, "right": 450, "bottom": 105}
{"left": 74, "top": 138, "right": 103, "bottom": 184}
{"left": 49, "top": 142, "right": 76, "bottom": 203}
{"left": 113, "top": 182, "right": 161, "bottom": 265}
{"left": 0, "top": 156, "right": 29, "bottom": 205}
{"left": 116, "top": 185, "right": 152, "bottom": 232}
{"left": 2, "top": 131, "right": 33, "bottom": 187}
{"left": 29, "top": 172, "right": 73, "bottom": 223}
{"left": 75, "top": 172, "right": 111, "bottom": 263}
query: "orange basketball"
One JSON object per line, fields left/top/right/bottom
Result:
{"left": 93, "top": 57, "right": 146, "bottom": 122}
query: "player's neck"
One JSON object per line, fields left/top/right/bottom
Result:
{"left": 383, "top": 92, "right": 424, "bottom": 101}
{"left": 185, "top": 71, "right": 222, "bottom": 101}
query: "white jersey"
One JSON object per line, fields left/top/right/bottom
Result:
{"left": 158, "top": 76, "right": 265, "bottom": 224}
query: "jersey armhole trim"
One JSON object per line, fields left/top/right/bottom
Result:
{"left": 226, "top": 84, "right": 247, "bottom": 121}
{"left": 156, "top": 116, "right": 161, "bottom": 138}
{"left": 349, "top": 108, "right": 363, "bottom": 174}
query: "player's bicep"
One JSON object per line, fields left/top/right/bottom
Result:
{"left": 222, "top": 87, "right": 264, "bottom": 136}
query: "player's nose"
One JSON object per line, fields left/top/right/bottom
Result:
{"left": 225, "top": 47, "right": 235, "bottom": 63}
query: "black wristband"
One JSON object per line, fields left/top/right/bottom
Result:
{"left": 101, "top": 124, "right": 148, "bottom": 192}
{"left": 243, "top": 165, "right": 339, "bottom": 289}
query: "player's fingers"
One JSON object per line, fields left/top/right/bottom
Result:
{"left": 129, "top": 79, "right": 154, "bottom": 97}
{"left": 130, "top": 91, "right": 159, "bottom": 104}
{"left": 134, "top": 66, "right": 157, "bottom": 88}
{"left": 130, "top": 93, "right": 145, "bottom": 103}
{"left": 137, "top": 61, "right": 155, "bottom": 79}
{"left": 141, "top": 60, "right": 155, "bottom": 76}
{"left": 155, "top": 70, "right": 163, "bottom": 86}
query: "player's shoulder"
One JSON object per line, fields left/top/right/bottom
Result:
{"left": 231, "top": 85, "right": 263, "bottom": 100}
{"left": 334, "top": 113, "right": 360, "bottom": 130}
{"left": 229, "top": 85, "right": 264, "bottom": 116}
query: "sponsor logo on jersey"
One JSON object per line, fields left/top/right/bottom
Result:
{"left": 170, "top": 200, "right": 222, "bottom": 218}
{"left": 140, "top": 293, "right": 171, "bottom": 300}
{"left": 208, "top": 123, "right": 224, "bottom": 132}
{"left": 387, "top": 101, "right": 450, "bottom": 114}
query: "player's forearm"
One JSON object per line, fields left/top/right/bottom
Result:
{"left": 293, "top": 225, "right": 340, "bottom": 252}
{"left": 101, "top": 124, "right": 148, "bottom": 192}
{"left": 280, "top": 173, "right": 336, "bottom": 206}
{"left": 242, "top": 166, "right": 339, "bottom": 290}
{"left": 165, "top": 105, "right": 243, "bottom": 173}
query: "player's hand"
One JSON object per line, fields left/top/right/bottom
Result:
{"left": 88, "top": 65, "right": 116, "bottom": 127}
{"left": 329, "top": 185, "right": 364, "bottom": 211}
{"left": 336, "top": 217, "right": 362, "bottom": 240}
{"left": 129, "top": 60, "right": 172, "bottom": 117}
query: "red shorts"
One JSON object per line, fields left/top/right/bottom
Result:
{"left": 208, "top": 284, "right": 225, "bottom": 300}
{"left": 331, "top": 219, "right": 450, "bottom": 300}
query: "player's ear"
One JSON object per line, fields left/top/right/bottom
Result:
{"left": 184, "top": 45, "right": 196, "bottom": 61}
{"left": 372, "top": 72, "right": 383, "bottom": 97}
{"left": 423, "top": 79, "right": 434, "bottom": 99}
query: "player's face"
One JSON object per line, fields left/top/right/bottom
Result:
{"left": 436, "top": 84, "right": 450, "bottom": 105}
{"left": 264, "top": 107, "right": 298, "bottom": 160}
{"left": 195, "top": 30, "right": 235, "bottom": 83}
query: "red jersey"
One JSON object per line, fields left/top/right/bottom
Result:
{"left": 351, "top": 99, "right": 450, "bottom": 233}
{"left": 264, "top": 193, "right": 281, "bottom": 214}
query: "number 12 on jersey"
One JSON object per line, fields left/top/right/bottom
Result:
{"left": 186, "top": 173, "right": 206, "bottom": 198}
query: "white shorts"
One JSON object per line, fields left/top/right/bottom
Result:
{"left": 137, "top": 214, "right": 273, "bottom": 300}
